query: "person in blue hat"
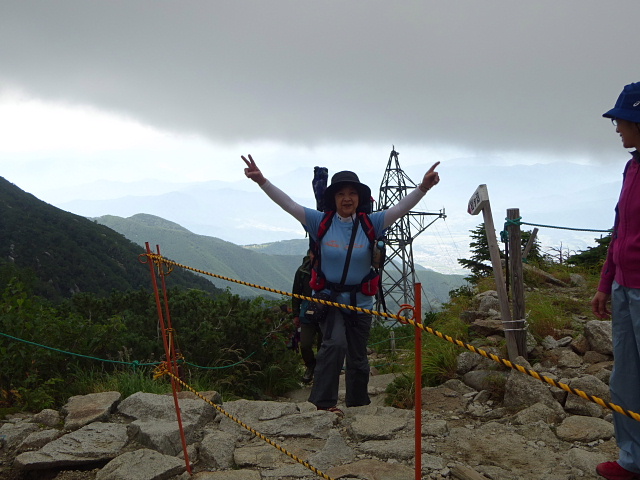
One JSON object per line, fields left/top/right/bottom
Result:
{"left": 592, "top": 82, "right": 640, "bottom": 480}
{"left": 242, "top": 154, "right": 440, "bottom": 416}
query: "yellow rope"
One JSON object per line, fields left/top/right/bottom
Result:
{"left": 143, "top": 253, "right": 640, "bottom": 423}
{"left": 154, "top": 366, "right": 337, "bottom": 480}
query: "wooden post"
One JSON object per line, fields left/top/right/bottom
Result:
{"left": 467, "top": 185, "right": 519, "bottom": 361}
{"left": 506, "top": 209, "right": 528, "bottom": 359}
{"left": 390, "top": 330, "right": 396, "bottom": 355}
{"left": 522, "top": 227, "right": 539, "bottom": 260}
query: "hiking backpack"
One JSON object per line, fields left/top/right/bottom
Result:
{"left": 309, "top": 211, "right": 385, "bottom": 300}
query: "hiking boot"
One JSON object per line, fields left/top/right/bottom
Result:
{"left": 596, "top": 461, "right": 640, "bottom": 480}
{"left": 302, "top": 367, "right": 314, "bottom": 384}
{"left": 317, "top": 405, "right": 344, "bottom": 417}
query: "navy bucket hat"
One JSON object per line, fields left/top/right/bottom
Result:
{"left": 323, "top": 171, "right": 371, "bottom": 212}
{"left": 603, "top": 82, "right": 640, "bottom": 123}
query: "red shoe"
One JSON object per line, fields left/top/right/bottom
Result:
{"left": 317, "top": 406, "right": 344, "bottom": 417}
{"left": 596, "top": 461, "right": 640, "bottom": 480}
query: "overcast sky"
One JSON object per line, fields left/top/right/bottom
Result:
{"left": 0, "top": 1, "right": 636, "bottom": 273}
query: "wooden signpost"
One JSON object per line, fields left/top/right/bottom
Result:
{"left": 467, "top": 185, "right": 522, "bottom": 361}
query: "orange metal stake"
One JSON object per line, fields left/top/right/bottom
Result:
{"left": 155, "top": 244, "right": 182, "bottom": 393}
{"left": 414, "top": 283, "right": 422, "bottom": 480}
{"left": 397, "top": 290, "right": 423, "bottom": 480}
{"left": 144, "top": 243, "right": 192, "bottom": 475}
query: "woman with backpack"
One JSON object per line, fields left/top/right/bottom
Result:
{"left": 242, "top": 154, "right": 440, "bottom": 415}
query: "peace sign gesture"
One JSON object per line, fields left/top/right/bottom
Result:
{"left": 242, "top": 154, "right": 267, "bottom": 186}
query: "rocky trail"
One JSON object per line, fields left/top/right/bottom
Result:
{"left": 0, "top": 288, "right": 626, "bottom": 480}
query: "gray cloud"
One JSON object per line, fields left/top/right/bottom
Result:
{"left": 0, "top": 1, "right": 634, "bottom": 159}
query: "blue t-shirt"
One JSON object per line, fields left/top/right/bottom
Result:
{"left": 304, "top": 207, "right": 386, "bottom": 310}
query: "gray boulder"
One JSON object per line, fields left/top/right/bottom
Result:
{"left": 14, "top": 422, "right": 128, "bottom": 471}
{"left": 96, "top": 448, "right": 185, "bottom": 480}
{"left": 564, "top": 375, "right": 610, "bottom": 418}
{"left": 117, "top": 392, "right": 215, "bottom": 425}
{"left": 0, "top": 422, "right": 40, "bottom": 449}
{"left": 198, "top": 430, "right": 238, "bottom": 469}
{"left": 18, "top": 429, "right": 61, "bottom": 452}
{"left": 33, "top": 409, "right": 61, "bottom": 427}
{"left": 555, "top": 415, "right": 614, "bottom": 442}
{"left": 462, "top": 369, "right": 507, "bottom": 392}
{"left": 503, "top": 358, "right": 561, "bottom": 411}
{"left": 63, "top": 391, "right": 122, "bottom": 431}
{"left": 129, "top": 419, "right": 200, "bottom": 456}
{"left": 348, "top": 413, "right": 408, "bottom": 441}
{"left": 584, "top": 320, "right": 613, "bottom": 355}
{"left": 308, "top": 429, "right": 356, "bottom": 469}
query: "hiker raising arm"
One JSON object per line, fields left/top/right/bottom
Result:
{"left": 383, "top": 160, "right": 440, "bottom": 226}
{"left": 242, "top": 153, "right": 441, "bottom": 416}
{"left": 242, "top": 154, "right": 305, "bottom": 223}
{"left": 241, "top": 154, "right": 440, "bottom": 229}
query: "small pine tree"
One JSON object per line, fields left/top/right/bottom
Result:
{"left": 457, "top": 223, "right": 497, "bottom": 282}
{"left": 566, "top": 235, "right": 611, "bottom": 268}
{"left": 458, "top": 223, "right": 543, "bottom": 283}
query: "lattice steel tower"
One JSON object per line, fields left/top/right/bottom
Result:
{"left": 375, "top": 147, "right": 446, "bottom": 316}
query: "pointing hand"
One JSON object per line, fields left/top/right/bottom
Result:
{"left": 420, "top": 161, "right": 441, "bottom": 192}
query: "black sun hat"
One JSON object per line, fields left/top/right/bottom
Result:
{"left": 323, "top": 171, "right": 372, "bottom": 212}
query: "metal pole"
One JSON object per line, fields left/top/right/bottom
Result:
{"left": 414, "top": 282, "right": 422, "bottom": 480}
{"left": 144, "top": 243, "right": 192, "bottom": 474}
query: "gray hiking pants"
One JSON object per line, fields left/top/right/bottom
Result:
{"left": 308, "top": 307, "right": 372, "bottom": 408}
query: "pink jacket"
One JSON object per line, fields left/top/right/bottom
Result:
{"left": 598, "top": 152, "right": 640, "bottom": 294}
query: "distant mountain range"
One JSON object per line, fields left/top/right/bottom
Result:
{"left": 0, "top": 178, "right": 222, "bottom": 301}
{"left": 49, "top": 160, "right": 622, "bottom": 276}
{"left": 94, "top": 213, "right": 467, "bottom": 309}
{"left": 0, "top": 173, "right": 466, "bottom": 309}
{"left": 94, "top": 213, "right": 306, "bottom": 299}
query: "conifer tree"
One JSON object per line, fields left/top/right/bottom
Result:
{"left": 566, "top": 235, "right": 611, "bottom": 267}
{"left": 458, "top": 223, "right": 543, "bottom": 283}
{"left": 457, "top": 223, "right": 496, "bottom": 282}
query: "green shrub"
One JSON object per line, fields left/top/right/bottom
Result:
{"left": 0, "top": 281, "right": 303, "bottom": 410}
{"left": 385, "top": 373, "right": 415, "bottom": 409}
{"left": 384, "top": 314, "right": 466, "bottom": 408}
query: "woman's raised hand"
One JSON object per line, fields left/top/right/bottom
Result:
{"left": 419, "top": 161, "right": 441, "bottom": 192}
{"left": 242, "top": 154, "right": 267, "bottom": 186}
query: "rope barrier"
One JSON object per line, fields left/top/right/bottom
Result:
{"left": 0, "top": 332, "right": 157, "bottom": 369}
{"left": 154, "top": 365, "right": 337, "bottom": 480}
{"left": 142, "top": 252, "right": 640, "bottom": 423}
{"left": 0, "top": 321, "right": 408, "bottom": 373}
{"left": 0, "top": 330, "right": 289, "bottom": 373}
{"left": 503, "top": 217, "right": 611, "bottom": 234}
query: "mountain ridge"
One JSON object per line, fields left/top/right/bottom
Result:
{"left": 94, "top": 213, "right": 305, "bottom": 299}
{"left": 0, "top": 178, "right": 222, "bottom": 301}
{"left": 94, "top": 213, "right": 467, "bottom": 308}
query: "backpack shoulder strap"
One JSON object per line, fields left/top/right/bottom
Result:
{"left": 357, "top": 212, "right": 376, "bottom": 243}
{"left": 317, "top": 211, "right": 335, "bottom": 241}
{"left": 311, "top": 211, "right": 334, "bottom": 272}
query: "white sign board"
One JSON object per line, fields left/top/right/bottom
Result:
{"left": 467, "top": 184, "right": 489, "bottom": 215}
